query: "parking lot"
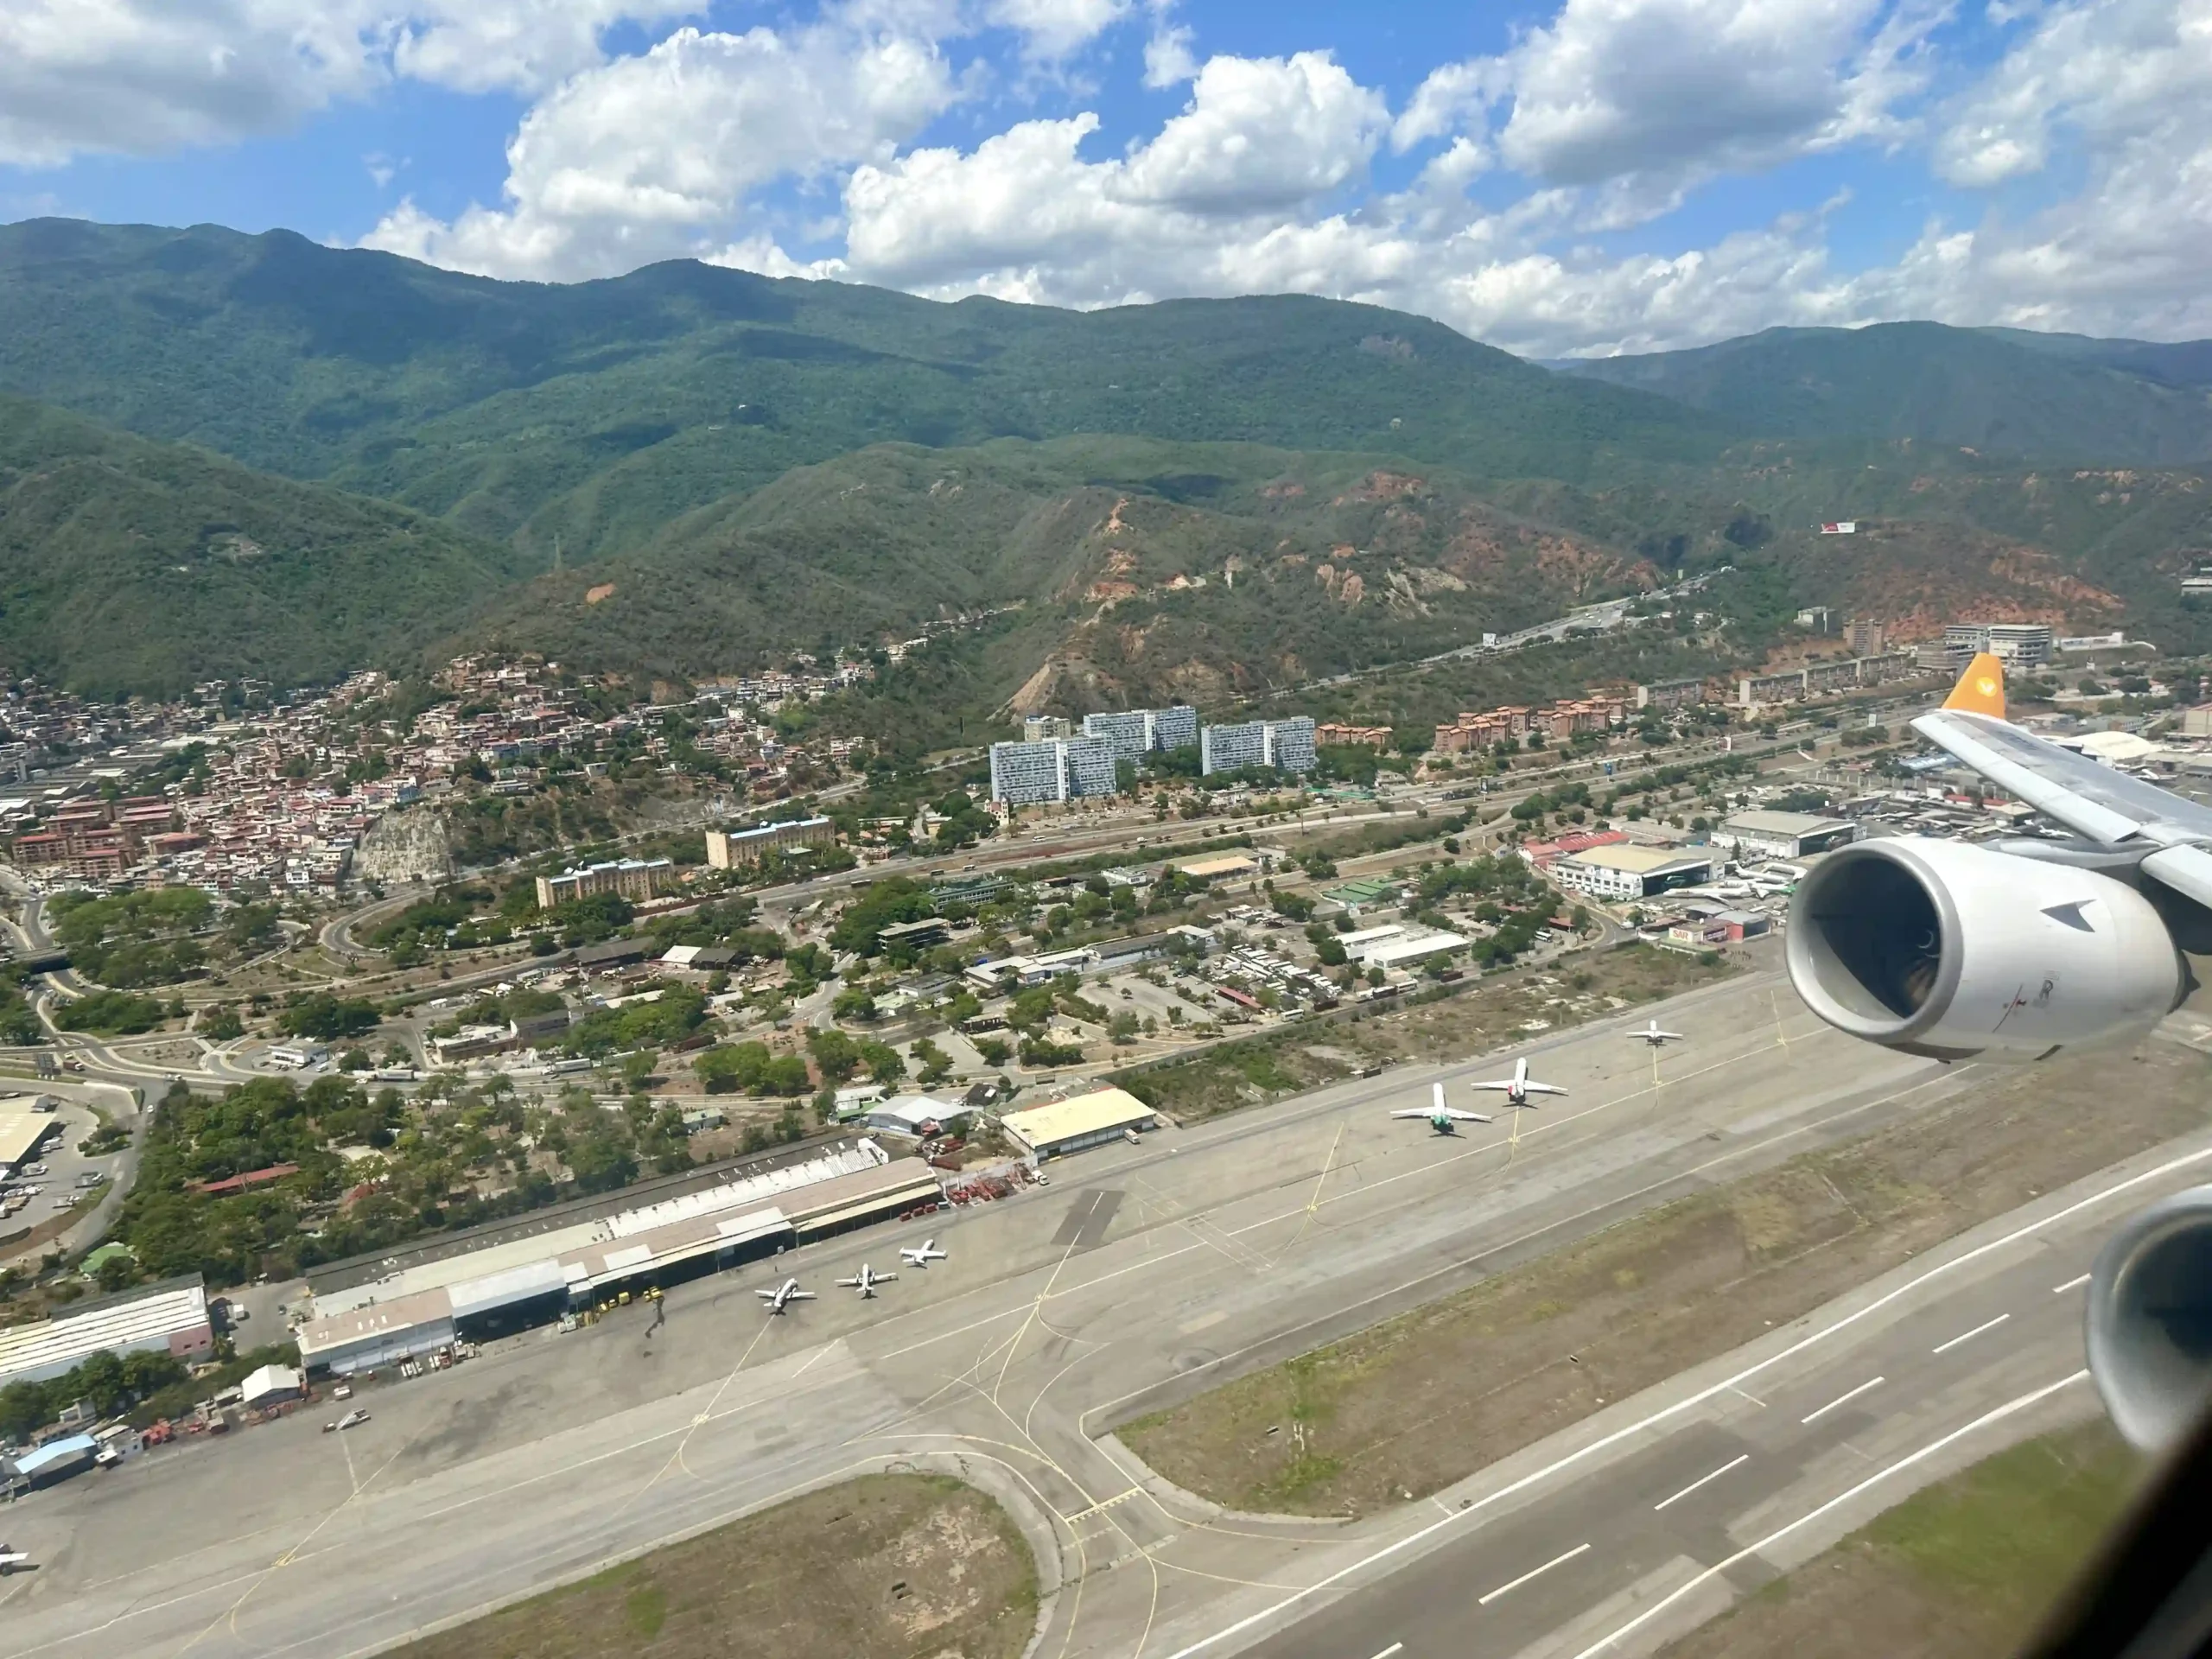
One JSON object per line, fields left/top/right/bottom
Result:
{"left": 2, "top": 1098, "right": 126, "bottom": 1245}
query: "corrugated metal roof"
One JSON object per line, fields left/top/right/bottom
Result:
{"left": 0, "top": 1278, "right": 208, "bottom": 1390}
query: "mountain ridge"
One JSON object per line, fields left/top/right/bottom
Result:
{"left": 1553, "top": 322, "right": 2212, "bottom": 464}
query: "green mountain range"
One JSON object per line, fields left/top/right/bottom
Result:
{"left": 3, "top": 215, "right": 2211, "bottom": 709}
{"left": 0, "top": 219, "right": 1719, "bottom": 566}
{"left": 1554, "top": 323, "right": 2212, "bottom": 464}
{"left": 0, "top": 394, "right": 529, "bottom": 696}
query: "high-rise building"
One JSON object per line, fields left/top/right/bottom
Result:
{"left": 1199, "top": 716, "right": 1317, "bottom": 776}
{"left": 1023, "top": 715, "right": 1075, "bottom": 742}
{"left": 1267, "top": 716, "right": 1317, "bottom": 776}
{"left": 1153, "top": 703, "right": 1198, "bottom": 751}
{"left": 1200, "top": 721, "right": 1266, "bottom": 774}
{"left": 1080, "top": 705, "right": 1199, "bottom": 760}
{"left": 1944, "top": 622, "right": 2054, "bottom": 669}
{"left": 1845, "top": 617, "right": 1886, "bottom": 657}
{"left": 988, "top": 737, "right": 1122, "bottom": 805}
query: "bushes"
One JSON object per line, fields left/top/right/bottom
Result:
{"left": 278, "top": 993, "right": 381, "bottom": 1041}
{"left": 49, "top": 887, "right": 212, "bottom": 988}
{"left": 55, "top": 990, "right": 166, "bottom": 1034}
{"left": 0, "top": 1347, "right": 192, "bottom": 1440}
{"left": 693, "top": 1042, "right": 811, "bottom": 1096}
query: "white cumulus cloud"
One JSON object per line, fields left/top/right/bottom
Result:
{"left": 364, "top": 21, "right": 960, "bottom": 280}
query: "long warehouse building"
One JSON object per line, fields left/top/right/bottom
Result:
{"left": 297, "top": 1140, "right": 942, "bottom": 1375}
{"left": 0, "top": 1274, "right": 216, "bottom": 1392}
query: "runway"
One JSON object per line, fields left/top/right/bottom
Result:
{"left": 0, "top": 963, "right": 2186, "bottom": 1659}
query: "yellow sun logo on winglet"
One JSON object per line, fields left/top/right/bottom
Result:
{"left": 1942, "top": 652, "right": 2008, "bottom": 718}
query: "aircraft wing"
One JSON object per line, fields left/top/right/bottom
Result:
{"left": 1468, "top": 1078, "right": 1516, "bottom": 1092}
{"left": 1522, "top": 1082, "right": 1569, "bottom": 1096}
{"left": 1912, "top": 707, "right": 2212, "bottom": 849}
{"left": 1443, "top": 1108, "right": 1494, "bottom": 1122}
{"left": 1389, "top": 1108, "right": 1433, "bottom": 1117}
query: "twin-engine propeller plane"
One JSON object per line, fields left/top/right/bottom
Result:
{"left": 754, "top": 1278, "right": 816, "bottom": 1314}
{"left": 835, "top": 1264, "right": 897, "bottom": 1298}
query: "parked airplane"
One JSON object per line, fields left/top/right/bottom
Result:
{"left": 754, "top": 1279, "right": 816, "bottom": 1314}
{"left": 1468, "top": 1056, "right": 1568, "bottom": 1107}
{"left": 1626, "top": 1019, "right": 1685, "bottom": 1046}
{"left": 835, "top": 1263, "right": 897, "bottom": 1298}
{"left": 899, "top": 1240, "right": 947, "bottom": 1268}
{"left": 0, "top": 1544, "right": 28, "bottom": 1573}
{"left": 1391, "top": 1081, "right": 1493, "bottom": 1135}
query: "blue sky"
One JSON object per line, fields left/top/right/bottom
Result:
{"left": 3, "top": 0, "right": 2208, "bottom": 354}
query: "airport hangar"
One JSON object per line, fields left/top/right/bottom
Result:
{"left": 999, "top": 1085, "right": 1160, "bottom": 1160}
{"left": 296, "top": 1138, "right": 942, "bottom": 1376}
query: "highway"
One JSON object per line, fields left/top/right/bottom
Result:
{"left": 1, "top": 964, "right": 2180, "bottom": 1659}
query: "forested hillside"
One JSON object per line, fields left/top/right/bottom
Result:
{"left": 0, "top": 219, "right": 1723, "bottom": 565}
{"left": 0, "top": 394, "right": 531, "bottom": 694}
{"left": 2, "top": 217, "right": 2209, "bottom": 703}
{"left": 1554, "top": 323, "right": 2212, "bottom": 465}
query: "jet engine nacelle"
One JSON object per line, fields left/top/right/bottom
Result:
{"left": 1786, "top": 836, "right": 2181, "bottom": 1061}
{"left": 2087, "top": 1186, "right": 2212, "bottom": 1451}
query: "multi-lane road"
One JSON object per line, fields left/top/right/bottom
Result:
{"left": 3, "top": 963, "right": 2190, "bottom": 1659}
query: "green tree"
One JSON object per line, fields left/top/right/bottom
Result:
{"left": 279, "top": 993, "right": 380, "bottom": 1042}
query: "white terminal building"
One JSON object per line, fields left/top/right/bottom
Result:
{"left": 988, "top": 736, "right": 1121, "bottom": 805}
{"left": 1338, "top": 923, "right": 1473, "bottom": 969}
{"left": 1200, "top": 716, "right": 1317, "bottom": 776}
{"left": 295, "top": 1139, "right": 942, "bottom": 1376}
{"left": 1551, "top": 844, "right": 1716, "bottom": 901}
{"left": 1081, "top": 705, "right": 1199, "bottom": 760}
{"left": 1714, "top": 810, "right": 1859, "bottom": 861}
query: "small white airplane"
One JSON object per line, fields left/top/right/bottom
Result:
{"left": 1392, "top": 1082, "right": 1493, "bottom": 1135}
{"left": 1625, "top": 1019, "right": 1685, "bottom": 1047}
{"left": 835, "top": 1263, "right": 897, "bottom": 1298}
{"left": 1469, "top": 1056, "right": 1568, "bottom": 1108}
{"left": 754, "top": 1278, "right": 816, "bottom": 1314}
{"left": 0, "top": 1543, "right": 28, "bottom": 1573}
{"left": 899, "top": 1240, "right": 947, "bottom": 1268}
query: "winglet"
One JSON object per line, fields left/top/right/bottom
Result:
{"left": 1942, "top": 652, "right": 2006, "bottom": 719}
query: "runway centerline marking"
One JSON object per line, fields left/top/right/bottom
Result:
{"left": 1654, "top": 1453, "right": 1750, "bottom": 1511}
{"left": 1570, "top": 1372, "right": 2089, "bottom": 1658}
{"left": 1160, "top": 1142, "right": 2212, "bottom": 1659}
{"left": 1478, "top": 1542, "right": 1591, "bottom": 1605}
{"left": 1932, "top": 1313, "right": 2010, "bottom": 1354}
{"left": 2053, "top": 1273, "right": 2092, "bottom": 1294}
{"left": 1802, "top": 1376, "right": 1885, "bottom": 1423}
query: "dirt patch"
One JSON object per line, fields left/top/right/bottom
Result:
{"left": 1661, "top": 1420, "right": 2143, "bottom": 1659}
{"left": 583, "top": 582, "right": 616, "bottom": 605}
{"left": 1123, "top": 944, "right": 1732, "bottom": 1124}
{"left": 1122, "top": 1039, "right": 2212, "bottom": 1516}
{"left": 396, "top": 1473, "right": 1037, "bottom": 1659}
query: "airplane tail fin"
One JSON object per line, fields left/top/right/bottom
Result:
{"left": 1942, "top": 652, "right": 2006, "bottom": 720}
